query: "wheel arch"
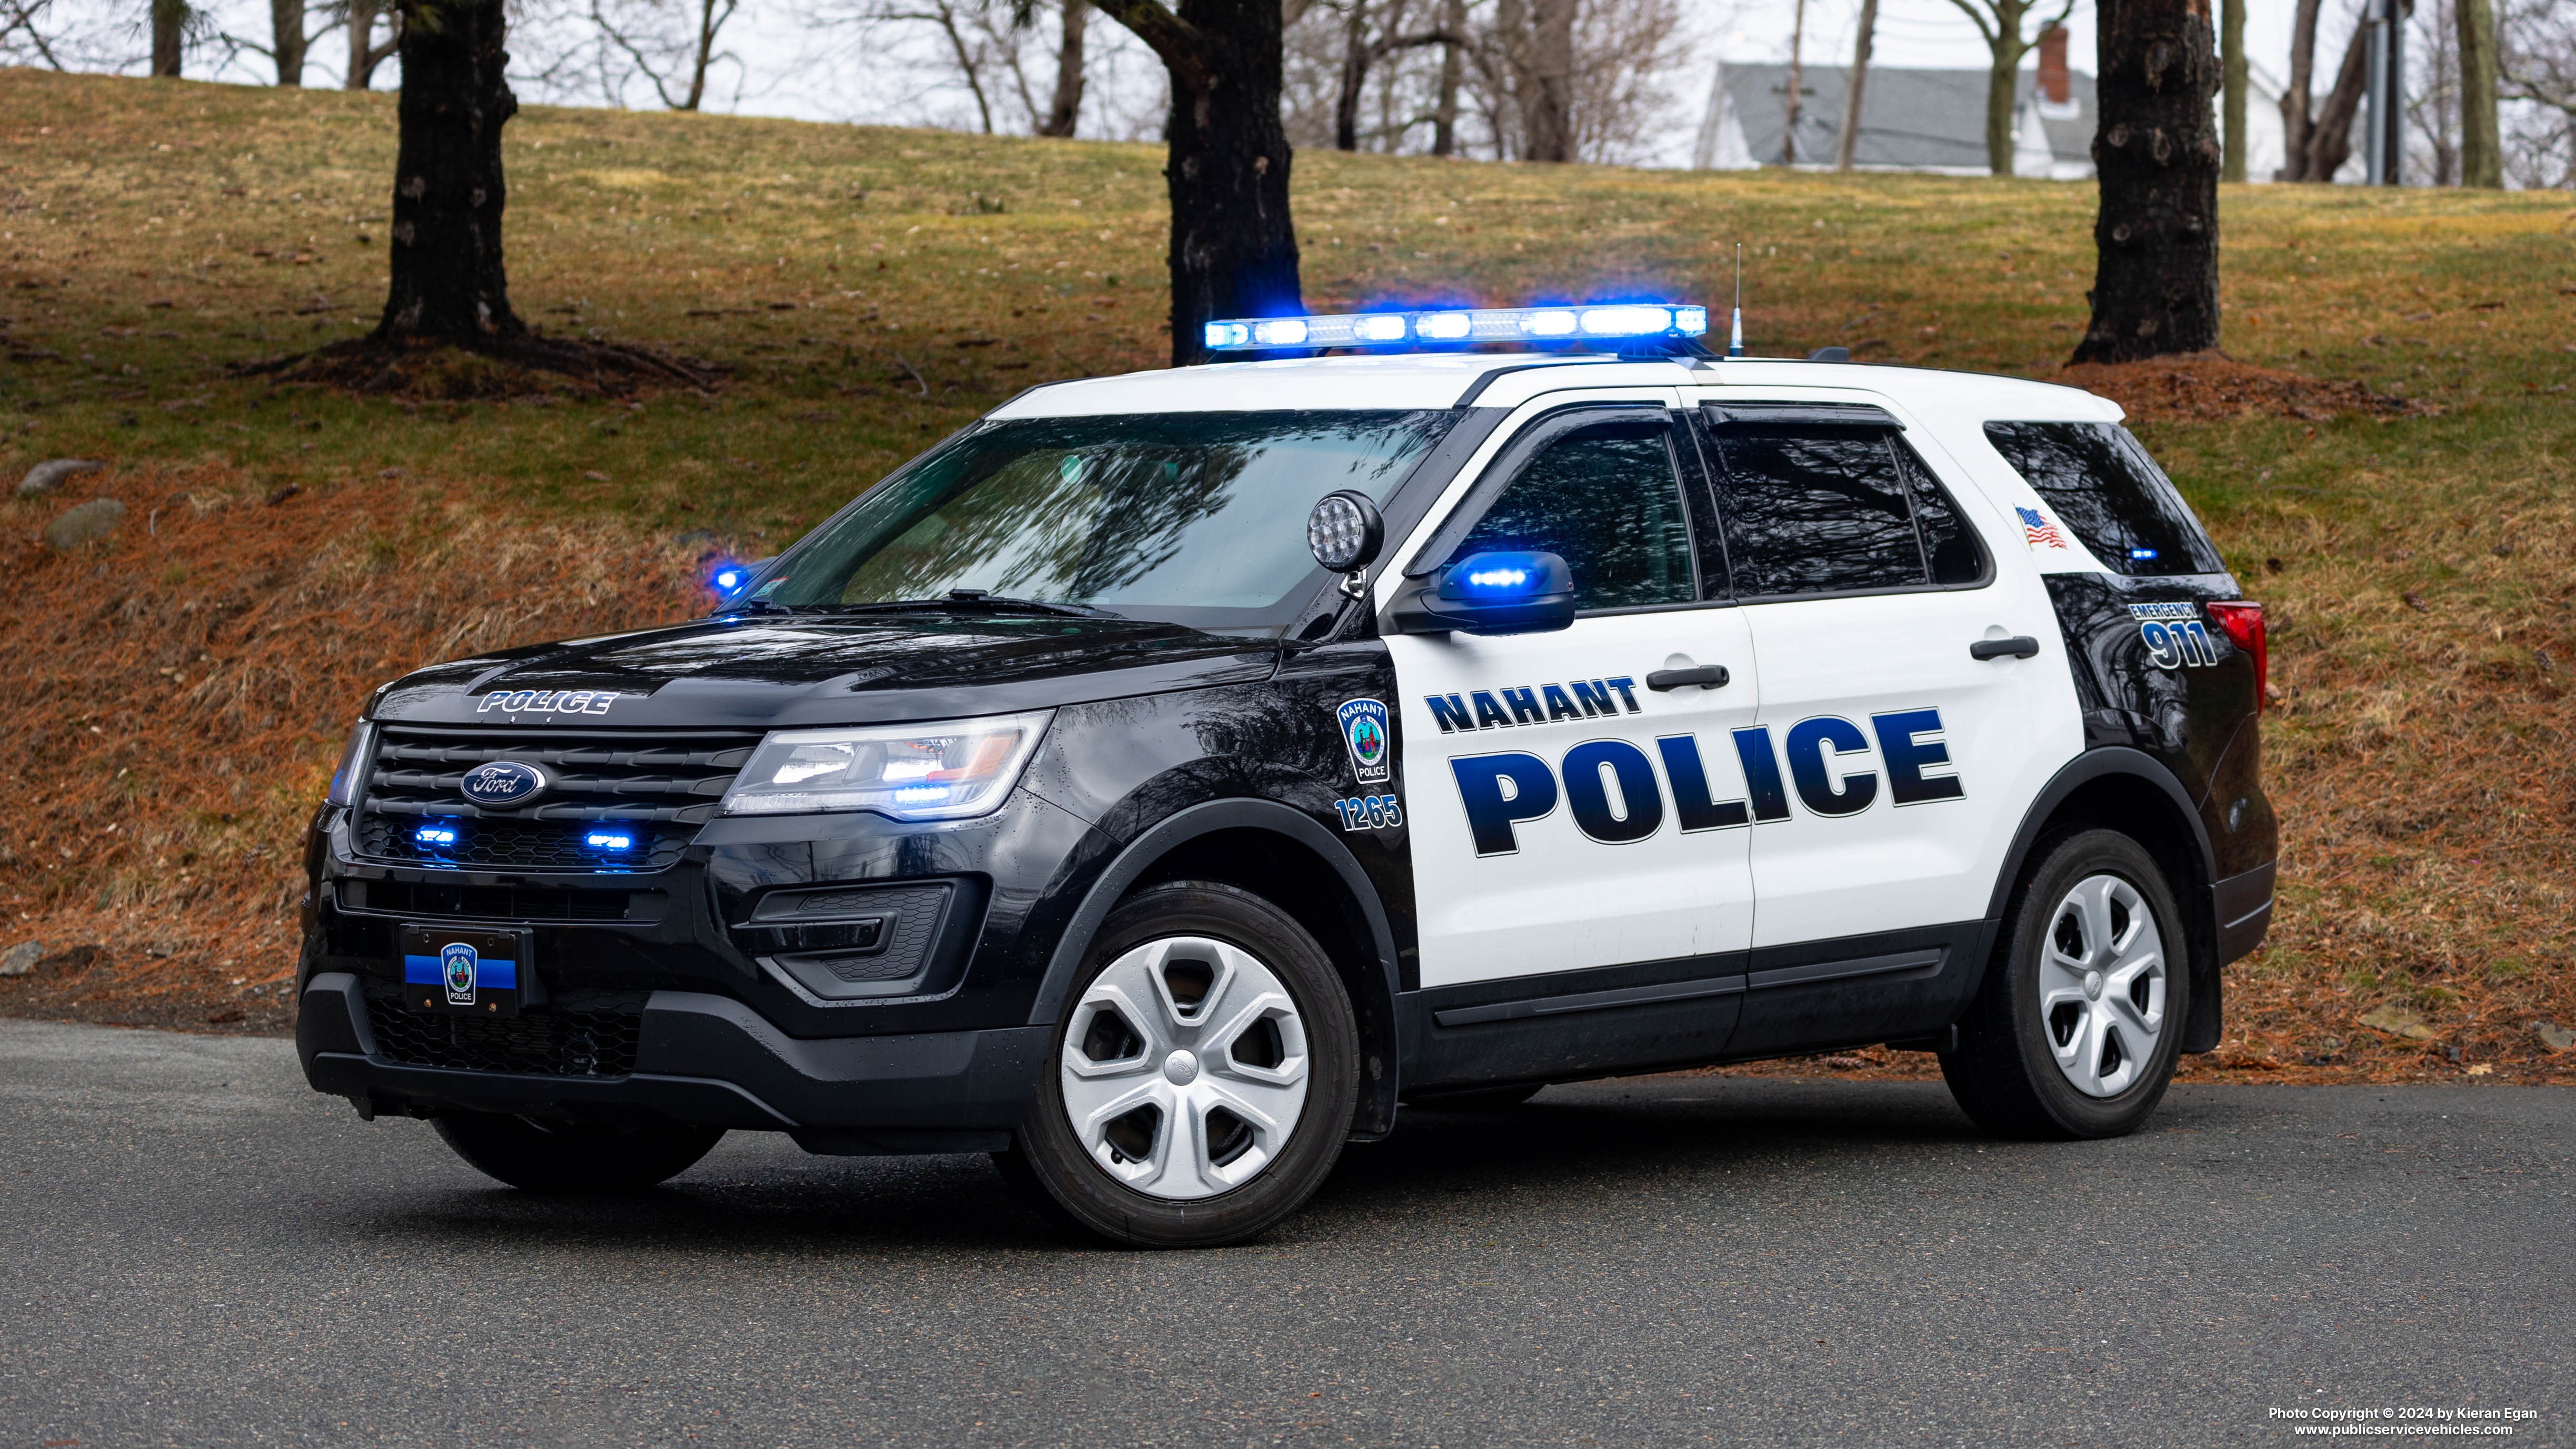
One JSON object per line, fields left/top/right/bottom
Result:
{"left": 1980, "top": 747, "right": 2225, "bottom": 1054}
{"left": 1029, "top": 799, "right": 1404, "bottom": 1138}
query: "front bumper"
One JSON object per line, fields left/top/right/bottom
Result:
{"left": 298, "top": 972, "right": 1049, "bottom": 1154}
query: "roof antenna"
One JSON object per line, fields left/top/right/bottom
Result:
{"left": 1728, "top": 243, "right": 1746, "bottom": 359}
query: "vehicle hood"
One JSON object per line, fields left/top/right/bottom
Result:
{"left": 369, "top": 614, "right": 1282, "bottom": 728}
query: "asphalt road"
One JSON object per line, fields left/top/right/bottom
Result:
{"left": 1, "top": 1020, "right": 2567, "bottom": 1448}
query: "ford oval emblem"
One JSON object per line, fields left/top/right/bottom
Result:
{"left": 460, "top": 761, "right": 548, "bottom": 807}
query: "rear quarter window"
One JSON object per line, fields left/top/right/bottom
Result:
{"left": 1983, "top": 422, "right": 2227, "bottom": 577}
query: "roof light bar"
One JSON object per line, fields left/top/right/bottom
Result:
{"left": 1202, "top": 304, "right": 1708, "bottom": 353}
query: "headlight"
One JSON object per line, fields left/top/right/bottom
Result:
{"left": 719, "top": 711, "right": 1052, "bottom": 821}
{"left": 325, "top": 719, "right": 374, "bottom": 807}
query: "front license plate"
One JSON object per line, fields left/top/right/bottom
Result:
{"left": 400, "top": 925, "right": 530, "bottom": 1016}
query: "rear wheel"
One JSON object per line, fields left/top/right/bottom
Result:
{"left": 1941, "top": 829, "right": 2189, "bottom": 1140}
{"left": 1001, "top": 882, "right": 1359, "bottom": 1248}
{"left": 433, "top": 1113, "right": 724, "bottom": 1192}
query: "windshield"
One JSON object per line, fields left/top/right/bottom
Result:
{"left": 753, "top": 410, "right": 1456, "bottom": 631}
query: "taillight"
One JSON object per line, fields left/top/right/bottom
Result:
{"left": 2206, "top": 601, "right": 2266, "bottom": 710}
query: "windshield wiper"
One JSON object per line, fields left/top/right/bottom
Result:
{"left": 821, "top": 591, "right": 1126, "bottom": 621}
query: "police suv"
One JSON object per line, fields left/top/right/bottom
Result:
{"left": 296, "top": 304, "right": 2275, "bottom": 1247}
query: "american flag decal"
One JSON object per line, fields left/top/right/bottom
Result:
{"left": 2016, "top": 506, "right": 2069, "bottom": 550}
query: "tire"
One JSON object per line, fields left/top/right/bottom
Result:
{"left": 1940, "top": 828, "right": 2191, "bottom": 1141}
{"left": 433, "top": 1113, "right": 724, "bottom": 1192}
{"left": 1001, "top": 881, "right": 1360, "bottom": 1248}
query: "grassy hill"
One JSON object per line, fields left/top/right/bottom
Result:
{"left": 2, "top": 67, "right": 2572, "bottom": 1081}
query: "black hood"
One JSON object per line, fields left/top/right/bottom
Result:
{"left": 370, "top": 613, "right": 1281, "bottom": 728}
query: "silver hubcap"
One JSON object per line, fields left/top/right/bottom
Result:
{"left": 2039, "top": 873, "right": 2166, "bottom": 1098}
{"left": 1060, "top": 936, "right": 1310, "bottom": 1201}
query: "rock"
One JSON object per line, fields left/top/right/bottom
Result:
{"left": 2535, "top": 1021, "right": 2575, "bottom": 1053}
{"left": 42, "top": 497, "right": 127, "bottom": 551}
{"left": 0, "top": 942, "right": 39, "bottom": 977}
{"left": 2358, "top": 1004, "right": 2437, "bottom": 1042}
{"left": 16, "top": 458, "right": 104, "bottom": 496}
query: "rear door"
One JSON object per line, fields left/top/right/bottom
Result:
{"left": 1386, "top": 397, "right": 1763, "bottom": 1084}
{"left": 1686, "top": 398, "right": 2082, "bottom": 1055}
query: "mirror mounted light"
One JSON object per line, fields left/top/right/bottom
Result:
{"left": 1307, "top": 490, "right": 1385, "bottom": 599}
{"left": 1391, "top": 551, "right": 1576, "bottom": 635}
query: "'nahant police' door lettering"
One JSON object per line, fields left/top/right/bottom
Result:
{"left": 1449, "top": 708, "right": 1964, "bottom": 856}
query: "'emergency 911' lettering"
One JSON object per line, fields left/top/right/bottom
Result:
{"left": 1448, "top": 708, "right": 1963, "bottom": 856}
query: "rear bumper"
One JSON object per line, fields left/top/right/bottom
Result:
{"left": 2214, "top": 860, "right": 2277, "bottom": 964}
{"left": 297, "top": 972, "right": 1048, "bottom": 1154}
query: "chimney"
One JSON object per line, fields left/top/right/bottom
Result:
{"left": 2038, "top": 26, "right": 2071, "bottom": 105}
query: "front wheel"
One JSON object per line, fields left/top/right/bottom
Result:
{"left": 1002, "top": 882, "right": 1360, "bottom": 1248}
{"left": 1941, "top": 828, "right": 2190, "bottom": 1140}
{"left": 433, "top": 1113, "right": 724, "bottom": 1192}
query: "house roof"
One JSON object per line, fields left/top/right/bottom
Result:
{"left": 1711, "top": 63, "right": 2099, "bottom": 173}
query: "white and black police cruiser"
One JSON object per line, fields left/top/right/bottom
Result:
{"left": 297, "top": 302, "right": 2275, "bottom": 1247}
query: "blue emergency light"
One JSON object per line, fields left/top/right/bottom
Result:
{"left": 1203, "top": 304, "right": 1708, "bottom": 353}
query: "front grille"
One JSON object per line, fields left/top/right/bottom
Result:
{"left": 344, "top": 878, "right": 648, "bottom": 922}
{"left": 356, "top": 725, "right": 762, "bottom": 872}
{"left": 364, "top": 984, "right": 645, "bottom": 1077}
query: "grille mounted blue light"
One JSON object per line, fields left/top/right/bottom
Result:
{"left": 1202, "top": 304, "right": 1708, "bottom": 353}
{"left": 584, "top": 830, "right": 637, "bottom": 852}
{"left": 414, "top": 824, "right": 459, "bottom": 846}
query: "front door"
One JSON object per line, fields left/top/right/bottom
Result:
{"left": 1390, "top": 404, "right": 1761, "bottom": 1017}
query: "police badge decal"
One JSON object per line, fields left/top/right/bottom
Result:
{"left": 441, "top": 941, "right": 479, "bottom": 1006}
{"left": 1336, "top": 699, "right": 1391, "bottom": 785}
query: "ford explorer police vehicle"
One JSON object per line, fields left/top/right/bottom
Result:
{"left": 296, "top": 303, "right": 2275, "bottom": 1248}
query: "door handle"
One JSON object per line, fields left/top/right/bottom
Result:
{"left": 1646, "top": 665, "right": 1731, "bottom": 691}
{"left": 1969, "top": 636, "right": 2041, "bottom": 661}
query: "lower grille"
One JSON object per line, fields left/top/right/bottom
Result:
{"left": 344, "top": 878, "right": 646, "bottom": 923}
{"left": 363, "top": 985, "right": 645, "bottom": 1078}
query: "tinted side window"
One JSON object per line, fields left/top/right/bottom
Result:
{"left": 1983, "top": 421, "right": 2226, "bottom": 576}
{"left": 1709, "top": 429, "right": 1925, "bottom": 597}
{"left": 1455, "top": 422, "right": 1696, "bottom": 611}
{"left": 1896, "top": 440, "right": 1989, "bottom": 586}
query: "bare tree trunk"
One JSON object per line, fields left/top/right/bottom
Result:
{"left": 1523, "top": 0, "right": 1574, "bottom": 161}
{"left": 2303, "top": 17, "right": 2371, "bottom": 179}
{"left": 1091, "top": 0, "right": 1303, "bottom": 365}
{"left": 1335, "top": 0, "right": 1370, "bottom": 150}
{"left": 2278, "top": 0, "right": 2320, "bottom": 174}
{"left": 2457, "top": 0, "right": 2501, "bottom": 184}
{"left": 1037, "top": 0, "right": 1085, "bottom": 136}
{"left": 2074, "top": 0, "right": 2221, "bottom": 363}
{"left": 2221, "top": 0, "right": 2246, "bottom": 178}
{"left": 271, "top": 0, "right": 306, "bottom": 83}
{"left": 1836, "top": 0, "right": 1877, "bottom": 169}
{"left": 151, "top": 0, "right": 186, "bottom": 74}
{"left": 1781, "top": 0, "right": 1807, "bottom": 165}
{"left": 926, "top": 2, "right": 996, "bottom": 133}
{"left": 346, "top": 0, "right": 398, "bottom": 88}
{"left": 680, "top": 0, "right": 722, "bottom": 108}
{"left": 1431, "top": 0, "right": 1462, "bottom": 155}
{"left": 1494, "top": 0, "right": 1527, "bottom": 159}
{"left": 376, "top": 0, "right": 523, "bottom": 344}
{"left": 1981, "top": 19, "right": 2020, "bottom": 173}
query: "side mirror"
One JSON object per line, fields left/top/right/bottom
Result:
{"left": 1390, "top": 551, "right": 1576, "bottom": 635}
